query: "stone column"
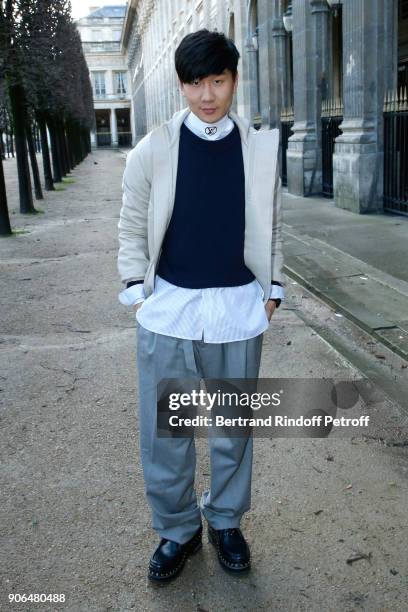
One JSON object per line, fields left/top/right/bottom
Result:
{"left": 257, "top": 0, "right": 288, "bottom": 128}
{"left": 203, "top": 0, "right": 211, "bottom": 27}
{"left": 217, "top": 0, "right": 227, "bottom": 32}
{"left": 129, "top": 94, "right": 136, "bottom": 146}
{"left": 256, "top": 0, "right": 271, "bottom": 127}
{"left": 269, "top": 0, "right": 289, "bottom": 128}
{"left": 110, "top": 108, "right": 118, "bottom": 147}
{"left": 245, "top": 0, "right": 260, "bottom": 124}
{"left": 286, "top": 0, "right": 330, "bottom": 196}
{"left": 233, "top": 0, "right": 251, "bottom": 118}
{"left": 333, "top": 0, "right": 394, "bottom": 213}
{"left": 245, "top": 38, "right": 259, "bottom": 122}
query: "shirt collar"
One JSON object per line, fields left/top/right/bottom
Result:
{"left": 184, "top": 110, "right": 235, "bottom": 141}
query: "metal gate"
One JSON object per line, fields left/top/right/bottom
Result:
{"left": 383, "top": 88, "right": 408, "bottom": 215}
{"left": 280, "top": 106, "right": 294, "bottom": 187}
{"left": 321, "top": 98, "right": 343, "bottom": 198}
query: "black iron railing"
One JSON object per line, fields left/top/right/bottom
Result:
{"left": 280, "top": 106, "right": 294, "bottom": 187}
{"left": 321, "top": 97, "right": 343, "bottom": 198}
{"left": 96, "top": 131, "right": 112, "bottom": 147}
{"left": 383, "top": 88, "right": 408, "bottom": 215}
{"left": 118, "top": 132, "right": 132, "bottom": 147}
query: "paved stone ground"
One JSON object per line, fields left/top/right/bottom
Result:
{"left": 1, "top": 149, "right": 407, "bottom": 612}
{"left": 282, "top": 190, "right": 408, "bottom": 360}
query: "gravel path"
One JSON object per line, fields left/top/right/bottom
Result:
{"left": 1, "top": 149, "right": 407, "bottom": 612}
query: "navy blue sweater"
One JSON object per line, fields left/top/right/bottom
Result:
{"left": 156, "top": 122, "right": 255, "bottom": 288}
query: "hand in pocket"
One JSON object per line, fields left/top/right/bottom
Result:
{"left": 265, "top": 299, "right": 277, "bottom": 322}
{"left": 133, "top": 301, "right": 144, "bottom": 313}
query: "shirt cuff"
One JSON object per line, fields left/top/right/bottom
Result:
{"left": 269, "top": 283, "right": 285, "bottom": 301}
{"left": 118, "top": 283, "right": 146, "bottom": 306}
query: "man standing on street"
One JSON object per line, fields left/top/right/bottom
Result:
{"left": 117, "top": 29, "right": 285, "bottom": 582}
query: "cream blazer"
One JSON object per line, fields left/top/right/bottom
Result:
{"left": 117, "top": 107, "right": 284, "bottom": 305}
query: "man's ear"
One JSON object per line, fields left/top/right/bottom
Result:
{"left": 233, "top": 71, "right": 239, "bottom": 94}
{"left": 178, "top": 78, "right": 185, "bottom": 96}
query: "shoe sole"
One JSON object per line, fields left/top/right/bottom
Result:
{"left": 208, "top": 529, "right": 251, "bottom": 574}
{"left": 148, "top": 535, "right": 202, "bottom": 583}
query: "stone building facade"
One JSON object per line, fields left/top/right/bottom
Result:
{"left": 122, "top": 0, "right": 408, "bottom": 216}
{"left": 76, "top": 5, "right": 134, "bottom": 148}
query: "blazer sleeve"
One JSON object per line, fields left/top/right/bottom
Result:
{"left": 117, "top": 135, "right": 152, "bottom": 285}
{"left": 270, "top": 169, "right": 285, "bottom": 286}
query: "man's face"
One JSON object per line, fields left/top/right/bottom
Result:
{"left": 179, "top": 69, "right": 239, "bottom": 123}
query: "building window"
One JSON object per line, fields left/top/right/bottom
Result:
{"left": 93, "top": 72, "right": 106, "bottom": 97}
{"left": 92, "top": 29, "right": 102, "bottom": 41}
{"left": 115, "top": 72, "right": 127, "bottom": 94}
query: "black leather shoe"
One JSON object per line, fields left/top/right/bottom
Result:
{"left": 148, "top": 523, "right": 202, "bottom": 582}
{"left": 208, "top": 524, "right": 251, "bottom": 572}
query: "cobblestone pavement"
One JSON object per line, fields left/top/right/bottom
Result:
{"left": 1, "top": 150, "right": 407, "bottom": 611}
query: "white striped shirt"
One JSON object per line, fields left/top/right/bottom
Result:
{"left": 118, "top": 110, "right": 285, "bottom": 342}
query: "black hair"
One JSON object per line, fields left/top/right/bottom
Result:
{"left": 175, "top": 29, "right": 240, "bottom": 84}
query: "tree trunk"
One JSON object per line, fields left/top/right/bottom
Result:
{"left": 8, "top": 84, "right": 35, "bottom": 214}
{"left": 62, "top": 122, "right": 72, "bottom": 172}
{"left": 47, "top": 116, "right": 62, "bottom": 183}
{"left": 0, "top": 156, "right": 12, "bottom": 235}
{"left": 0, "top": 131, "right": 5, "bottom": 160}
{"left": 66, "top": 123, "right": 75, "bottom": 168}
{"left": 57, "top": 120, "right": 69, "bottom": 175}
{"left": 71, "top": 123, "right": 80, "bottom": 166}
{"left": 37, "top": 114, "right": 54, "bottom": 191}
{"left": 26, "top": 123, "right": 43, "bottom": 200}
{"left": 56, "top": 121, "right": 64, "bottom": 175}
{"left": 54, "top": 120, "right": 65, "bottom": 176}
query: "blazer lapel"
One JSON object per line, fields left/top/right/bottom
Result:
{"left": 150, "top": 108, "right": 190, "bottom": 260}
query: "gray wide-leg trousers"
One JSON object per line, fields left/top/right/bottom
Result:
{"left": 136, "top": 322, "right": 264, "bottom": 545}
